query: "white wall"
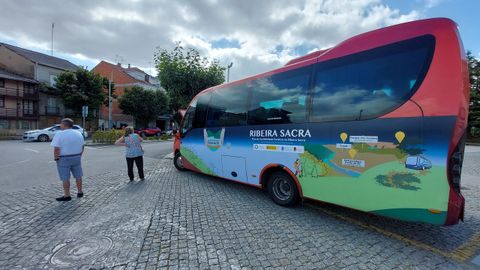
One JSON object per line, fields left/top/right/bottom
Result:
{"left": 35, "top": 65, "right": 65, "bottom": 86}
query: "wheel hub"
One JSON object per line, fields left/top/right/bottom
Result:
{"left": 273, "top": 177, "right": 292, "bottom": 201}
{"left": 177, "top": 156, "right": 183, "bottom": 168}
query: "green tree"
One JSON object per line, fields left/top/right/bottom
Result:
{"left": 467, "top": 51, "right": 480, "bottom": 135}
{"left": 55, "top": 68, "right": 112, "bottom": 116}
{"left": 119, "top": 86, "right": 169, "bottom": 128}
{"left": 154, "top": 42, "right": 225, "bottom": 111}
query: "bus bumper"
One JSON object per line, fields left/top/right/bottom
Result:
{"left": 445, "top": 189, "right": 465, "bottom": 226}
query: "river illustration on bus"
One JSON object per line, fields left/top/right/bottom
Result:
{"left": 173, "top": 18, "right": 469, "bottom": 226}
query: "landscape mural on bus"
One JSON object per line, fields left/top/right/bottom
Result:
{"left": 180, "top": 116, "right": 455, "bottom": 224}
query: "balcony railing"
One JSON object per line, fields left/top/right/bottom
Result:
{"left": 0, "top": 108, "right": 17, "bottom": 117}
{"left": 0, "top": 86, "right": 39, "bottom": 99}
{"left": 65, "top": 109, "right": 82, "bottom": 117}
{"left": 45, "top": 106, "right": 60, "bottom": 116}
{"left": 0, "top": 107, "right": 39, "bottom": 118}
{"left": 23, "top": 110, "right": 37, "bottom": 117}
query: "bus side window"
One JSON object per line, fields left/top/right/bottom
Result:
{"left": 311, "top": 35, "right": 434, "bottom": 122}
{"left": 248, "top": 66, "right": 310, "bottom": 125}
{"left": 193, "top": 92, "right": 211, "bottom": 128}
{"left": 181, "top": 99, "right": 197, "bottom": 134}
{"left": 206, "top": 86, "right": 248, "bottom": 127}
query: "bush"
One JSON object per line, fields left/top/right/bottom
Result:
{"left": 92, "top": 130, "right": 124, "bottom": 144}
{"left": 471, "top": 127, "right": 480, "bottom": 137}
{"left": 160, "top": 134, "right": 171, "bottom": 140}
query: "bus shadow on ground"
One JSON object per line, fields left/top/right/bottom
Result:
{"left": 303, "top": 195, "right": 480, "bottom": 262}
{"left": 186, "top": 169, "right": 479, "bottom": 261}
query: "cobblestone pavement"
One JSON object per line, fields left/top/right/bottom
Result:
{"left": 0, "top": 150, "right": 479, "bottom": 269}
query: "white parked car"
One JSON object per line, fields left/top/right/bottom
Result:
{"left": 23, "top": 124, "right": 88, "bottom": 142}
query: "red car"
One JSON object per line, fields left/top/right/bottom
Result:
{"left": 136, "top": 127, "right": 162, "bottom": 137}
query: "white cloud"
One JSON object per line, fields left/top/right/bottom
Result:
{"left": 90, "top": 7, "right": 152, "bottom": 25}
{"left": 0, "top": 0, "right": 422, "bottom": 81}
{"left": 425, "top": 0, "right": 442, "bottom": 8}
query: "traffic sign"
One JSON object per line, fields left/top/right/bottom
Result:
{"left": 82, "top": 106, "right": 88, "bottom": 117}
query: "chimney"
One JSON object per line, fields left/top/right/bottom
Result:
{"left": 117, "top": 63, "right": 121, "bottom": 67}
{"left": 128, "top": 64, "right": 131, "bottom": 68}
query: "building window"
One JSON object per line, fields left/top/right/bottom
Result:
{"left": 0, "top": 120, "right": 9, "bottom": 129}
{"left": 24, "top": 83, "right": 35, "bottom": 94}
{"left": 19, "top": 120, "right": 30, "bottom": 130}
{"left": 50, "top": 75, "right": 57, "bottom": 87}
{"left": 47, "top": 97, "right": 57, "bottom": 107}
{"left": 23, "top": 100, "right": 34, "bottom": 115}
{"left": 0, "top": 78, "right": 4, "bottom": 88}
{"left": 0, "top": 96, "right": 4, "bottom": 108}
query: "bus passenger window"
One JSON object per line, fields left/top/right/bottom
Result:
{"left": 248, "top": 66, "right": 310, "bottom": 125}
{"left": 311, "top": 35, "right": 434, "bottom": 122}
{"left": 181, "top": 99, "right": 197, "bottom": 134}
{"left": 193, "top": 92, "right": 211, "bottom": 128}
{"left": 206, "top": 86, "right": 248, "bottom": 127}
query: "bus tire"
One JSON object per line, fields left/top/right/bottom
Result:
{"left": 267, "top": 171, "right": 299, "bottom": 206}
{"left": 174, "top": 152, "right": 186, "bottom": 171}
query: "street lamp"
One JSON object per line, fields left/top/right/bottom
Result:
{"left": 108, "top": 71, "right": 113, "bottom": 129}
{"left": 227, "top": 62, "right": 233, "bottom": 83}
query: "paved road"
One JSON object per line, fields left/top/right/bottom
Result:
{"left": 462, "top": 145, "right": 480, "bottom": 187}
{"left": 0, "top": 143, "right": 478, "bottom": 269}
{"left": 0, "top": 140, "right": 173, "bottom": 193}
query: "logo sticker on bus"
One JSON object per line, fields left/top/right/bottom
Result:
{"left": 336, "top": 143, "right": 352, "bottom": 149}
{"left": 203, "top": 128, "right": 225, "bottom": 151}
{"left": 253, "top": 144, "right": 304, "bottom": 153}
{"left": 341, "top": 159, "right": 366, "bottom": 168}
{"left": 349, "top": 136, "right": 379, "bottom": 143}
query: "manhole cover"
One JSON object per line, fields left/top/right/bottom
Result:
{"left": 49, "top": 236, "right": 113, "bottom": 267}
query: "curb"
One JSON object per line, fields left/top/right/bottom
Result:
{"left": 466, "top": 142, "right": 480, "bottom": 146}
{"left": 163, "top": 153, "right": 174, "bottom": 159}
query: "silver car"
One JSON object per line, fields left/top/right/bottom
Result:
{"left": 23, "top": 124, "right": 88, "bottom": 142}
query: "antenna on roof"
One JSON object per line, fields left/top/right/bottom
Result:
{"left": 51, "top": 22, "right": 54, "bottom": 56}
{"left": 114, "top": 54, "right": 125, "bottom": 66}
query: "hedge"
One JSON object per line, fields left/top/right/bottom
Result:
{"left": 92, "top": 130, "right": 125, "bottom": 144}
{"left": 91, "top": 130, "right": 172, "bottom": 144}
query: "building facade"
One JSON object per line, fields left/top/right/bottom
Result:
{"left": 0, "top": 42, "right": 79, "bottom": 134}
{"left": 92, "top": 61, "right": 170, "bottom": 129}
{"left": 0, "top": 69, "right": 39, "bottom": 133}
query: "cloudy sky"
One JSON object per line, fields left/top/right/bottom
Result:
{"left": 0, "top": 0, "right": 477, "bottom": 81}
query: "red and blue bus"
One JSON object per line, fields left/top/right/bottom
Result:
{"left": 173, "top": 18, "right": 469, "bottom": 225}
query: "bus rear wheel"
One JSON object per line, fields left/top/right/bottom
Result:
{"left": 174, "top": 152, "right": 186, "bottom": 171}
{"left": 267, "top": 171, "right": 299, "bottom": 206}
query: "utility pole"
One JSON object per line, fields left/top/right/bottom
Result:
{"left": 227, "top": 62, "right": 233, "bottom": 82}
{"left": 108, "top": 71, "right": 113, "bottom": 129}
{"left": 51, "top": 22, "right": 54, "bottom": 56}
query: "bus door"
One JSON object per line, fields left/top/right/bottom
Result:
{"left": 205, "top": 86, "right": 250, "bottom": 183}
{"left": 179, "top": 93, "right": 215, "bottom": 174}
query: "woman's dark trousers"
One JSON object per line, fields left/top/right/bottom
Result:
{"left": 126, "top": 156, "right": 144, "bottom": 180}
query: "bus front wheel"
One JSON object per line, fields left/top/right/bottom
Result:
{"left": 174, "top": 152, "right": 186, "bottom": 171}
{"left": 267, "top": 171, "right": 299, "bottom": 206}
